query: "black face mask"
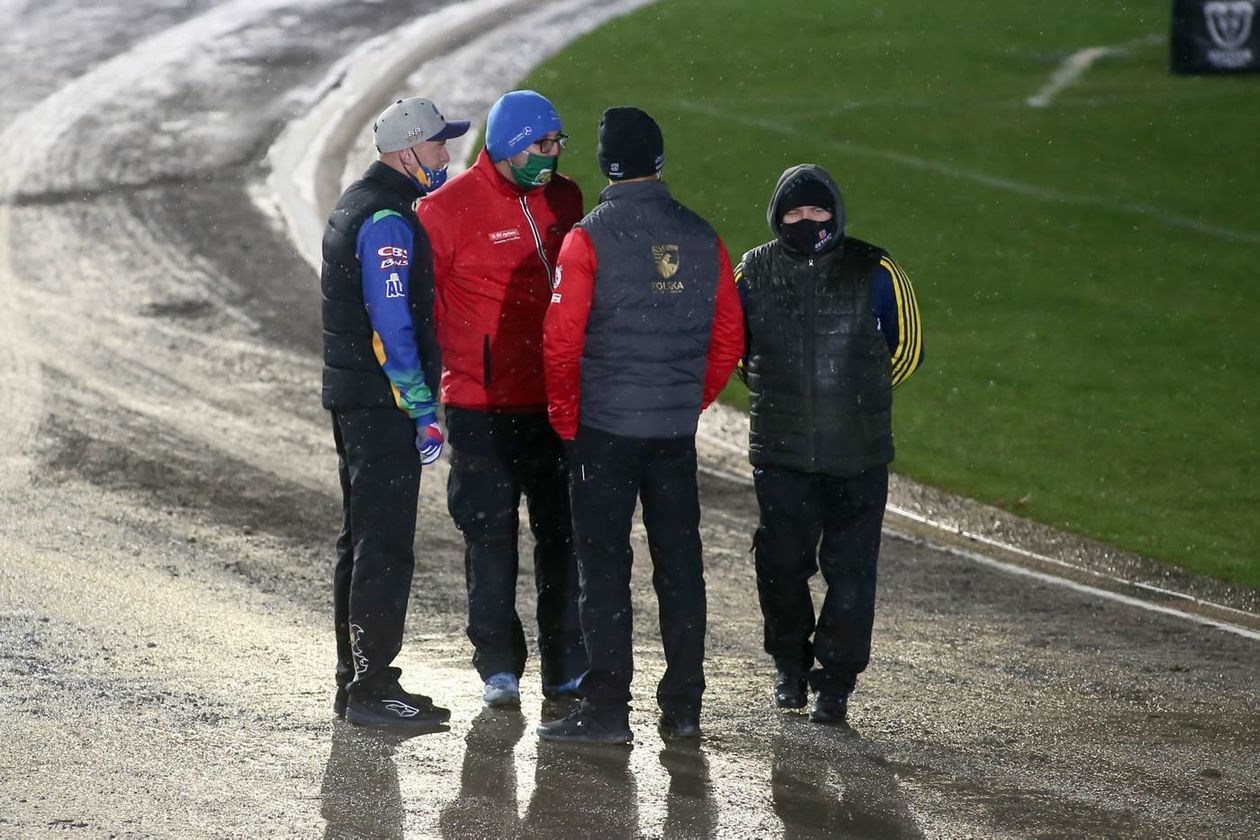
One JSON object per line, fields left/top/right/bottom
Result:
{"left": 780, "top": 217, "right": 839, "bottom": 256}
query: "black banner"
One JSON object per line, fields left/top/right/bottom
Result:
{"left": 1171, "top": 0, "right": 1260, "bottom": 73}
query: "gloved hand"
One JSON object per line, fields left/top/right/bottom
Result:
{"left": 415, "top": 421, "right": 444, "bottom": 465}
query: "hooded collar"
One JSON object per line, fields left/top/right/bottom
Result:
{"left": 767, "top": 164, "right": 846, "bottom": 242}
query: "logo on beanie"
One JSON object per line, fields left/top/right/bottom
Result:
{"left": 652, "top": 244, "right": 680, "bottom": 279}
{"left": 506, "top": 125, "right": 534, "bottom": 150}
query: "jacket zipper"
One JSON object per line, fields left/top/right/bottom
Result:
{"left": 518, "top": 196, "right": 553, "bottom": 284}
{"left": 804, "top": 258, "right": 816, "bottom": 467}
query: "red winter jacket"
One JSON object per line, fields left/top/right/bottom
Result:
{"left": 417, "top": 149, "right": 583, "bottom": 410}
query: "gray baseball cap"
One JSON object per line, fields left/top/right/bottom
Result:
{"left": 373, "top": 97, "right": 470, "bottom": 153}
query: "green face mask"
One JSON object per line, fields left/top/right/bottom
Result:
{"left": 510, "top": 152, "right": 557, "bottom": 189}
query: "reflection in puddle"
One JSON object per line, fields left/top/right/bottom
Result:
{"left": 439, "top": 707, "right": 527, "bottom": 838}
{"left": 321, "top": 710, "right": 922, "bottom": 837}
{"left": 771, "top": 722, "right": 921, "bottom": 839}
{"left": 439, "top": 706, "right": 641, "bottom": 837}
{"left": 525, "top": 738, "right": 639, "bottom": 837}
{"left": 320, "top": 722, "right": 433, "bottom": 840}
{"left": 660, "top": 740, "right": 717, "bottom": 838}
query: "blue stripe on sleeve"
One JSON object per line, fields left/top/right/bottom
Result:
{"left": 871, "top": 263, "right": 899, "bottom": 356}
{"left": 356, "top": 211, "right": 437, "bottom": 425}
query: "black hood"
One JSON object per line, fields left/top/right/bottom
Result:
{"left": 767, "top": 164, "right": 846, "bottom": 242}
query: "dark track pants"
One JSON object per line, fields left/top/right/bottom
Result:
{"left": 752, "top": 464, "right": 888, "bottom": 696}
{"left": 332, "top": 408, "right": 421, "bottom": 695}
{"left": 569, "top": 425, "right": 707, "bottom": 721}
{"left": 446, "top": 408, "right": 586, "bottom": 687}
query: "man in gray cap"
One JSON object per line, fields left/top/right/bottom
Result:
{"left": 320, "top": 96, "right": 468, "bottom": 729}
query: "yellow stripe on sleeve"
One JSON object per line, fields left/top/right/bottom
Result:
{"left": 882, "top": 257, "right": 922, "bottom": 387}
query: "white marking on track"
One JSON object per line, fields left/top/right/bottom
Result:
{"left": 265, "top": 0, "right": 659, "bottom": 269}
{"left": 892, "top": 531, "right": 1260, "bottom": 643}
{"left": 695, "top": 442, "right": 1260, "bottom": 642}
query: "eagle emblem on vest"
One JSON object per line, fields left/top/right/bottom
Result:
{"left": 652, "top": 244, "right": 680, "bottom": 279}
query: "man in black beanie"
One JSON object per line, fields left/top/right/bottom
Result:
{"left": 538, "top": 107, "right": 745, "bottom": 744}
{"left": 595, "top": 105, "right": 665, "bottom": 181}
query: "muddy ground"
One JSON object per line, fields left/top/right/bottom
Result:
{"left": 0, "top": 2, "right": 1256, "bottom": 838}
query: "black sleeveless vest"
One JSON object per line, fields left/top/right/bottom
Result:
{"left": 320, "top": 162, "right": 440, "bottom": 412}
{"left": 579, "top": 181, "right": 720, "bottom": 439}
{"left": 742, "top": 236, "right": 894, "bottom": 475}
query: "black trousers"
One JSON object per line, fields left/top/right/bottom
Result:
{"left": 446, "top": 408, "right": 586, "bottom": 686}
{"left": 332, "top": 408, "right": 421, "bottom": 695}
{"left": 753, "top": 464, "right": 888, "bottom": 696}
{"left": 569, "top": 425, "right": 706, "bottom": 720}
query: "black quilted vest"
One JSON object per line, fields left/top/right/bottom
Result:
{"left": 578, "top": 181, "right": 720, "bottom": 439}
{"left": 320, "top": 162, "right": 440, "bottom": 412}
{"left": 742, "top": 236, "right": 894, "bottom": 475}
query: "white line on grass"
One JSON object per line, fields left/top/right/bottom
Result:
{"left": 1027, "top": 46, "right": 1118, "bottom": 108}
{"left": 1027, "top": 35, "right": 1163, "bottom": 108}
{"left": 1023, "top": 34, "right": 1159, "bottom": 108}
{"left": 694, "top": 454, "right": 1260, "bottom": 642}
{"left": 673, "top": 100, "right": 1260, "bottom": 246}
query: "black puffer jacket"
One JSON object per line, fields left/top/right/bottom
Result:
{"left": 742, "top": 165, "right": 894, "bottom": 476}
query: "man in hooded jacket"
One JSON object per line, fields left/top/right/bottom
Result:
{"left": 736, "top": 164, "right": 923, "bottom": 724}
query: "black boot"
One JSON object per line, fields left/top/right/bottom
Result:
{"left": 773, "top": 671, "right": 808, "bottom": 709}
{"left": 809, "top": 692, "right": 849, "bottom": 725}
{"left": 658, "top": 710, "right": 701, "bottom": 740}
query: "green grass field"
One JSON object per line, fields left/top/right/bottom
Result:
{"left": 521, "top": 0, "right": 1260, "bottom": 587}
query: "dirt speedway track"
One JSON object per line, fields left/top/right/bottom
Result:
{"left": 0, "top": 2, "right": 1256, "bottom": 837}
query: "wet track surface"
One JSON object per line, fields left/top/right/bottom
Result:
{"left": 1, "top": 2, "right": 1257, "bottom": 837}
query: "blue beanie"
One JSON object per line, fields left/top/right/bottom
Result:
{"left": 485, "top": 90, "right": 562, "bottom": 161}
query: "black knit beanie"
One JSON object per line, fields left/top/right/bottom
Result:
{"left": 775, "top": 177, "right": 835, "bottom": 227}
{"left": 597, "top": 106, "right": 664, "bottom": 180}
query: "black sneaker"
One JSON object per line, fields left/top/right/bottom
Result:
{"left": 346, "top": 684, "right": 450, "bottom": 730}
{"left": 657, "top": 711, "right": 701, "bottom": 740}
{"left": 536, "top": 708, "right": 633, "bottom": 745}
{"left": 338, "top": 680, "right": 434, "bottom": 719}
{"left": 809, "top": 692, "right": 849, "bottom": 725}
{"left": 773, "top": 672, "right": 808, "bottom": 709}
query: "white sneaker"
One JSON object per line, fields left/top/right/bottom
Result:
{"left": 483, "top": 672, "right": 521, "bottom": 707}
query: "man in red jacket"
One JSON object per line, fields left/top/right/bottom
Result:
{"left": 417, "top": 90, "right": 586, "bottom": 709}
{"left": 539, "top": 107, "right": 744, "bottom": 744}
